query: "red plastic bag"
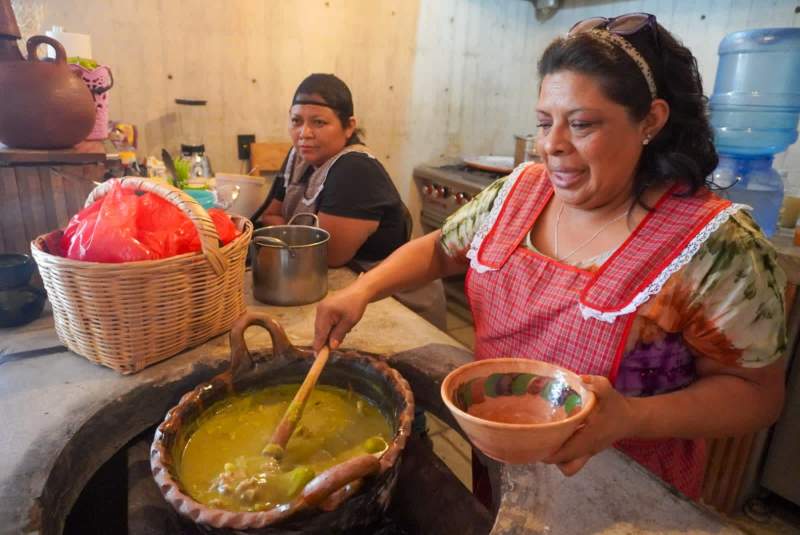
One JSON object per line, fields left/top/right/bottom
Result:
{"left": 137, "top": 193, "right": 200, "bottom": 257}
{"left": 61, "top": 196, "right": 101, "bottom": 256}
{"left": 61, "top": 185, "right": 241, "bottom": 262}
{"left": 64, "top": 185, "right": 157, "bottom": 262}
{"left": 208, "top": 208, "right": 241, "bottom": 245}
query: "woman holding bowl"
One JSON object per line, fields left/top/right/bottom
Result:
{"left": 313, "top": 13, "right": 786, "bottom": 501}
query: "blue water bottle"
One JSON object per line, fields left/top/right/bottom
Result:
{"left": 709, "top": 28, "right": 800, "bottom": 237}
{"left": 712, "top": 155, "right": 784, "bottom": 236}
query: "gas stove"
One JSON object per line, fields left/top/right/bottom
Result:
{"left": 413, "top": 162, "right": 505, "bottom": 313}
{"left": 413, "top": 163, "right": 504, "bottom": 232}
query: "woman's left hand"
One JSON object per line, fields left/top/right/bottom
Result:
{"left": 543, "top": 375, "right": 639, "bottom": 476}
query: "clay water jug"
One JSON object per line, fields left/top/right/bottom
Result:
{"left": 0, "top": 0, "right": 95, "bottom": 149}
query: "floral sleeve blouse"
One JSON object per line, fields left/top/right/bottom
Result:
{"left": 440, "top": 175, "right": 787, "bottom": 397}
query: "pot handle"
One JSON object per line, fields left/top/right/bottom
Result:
{"left": 229, "top": 311, "right": 295, "bottom": 377}
{"left": 299, "top": 454, "right": 380, "bottom": 509}
{"left": 287, "top": 212, "right": 319, "bottom": 227}
{"left": 92, "top": 66, "right": 114, "bottom": 95}
{"left": 26, "top": 35, "right": 66, "bottom": 64}
{"left": 253, "top": 235, "right": 290, "bottom": 249}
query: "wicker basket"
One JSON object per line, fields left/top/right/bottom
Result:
{"left": 31, "top": 177, "right": 253, "bottom": 374}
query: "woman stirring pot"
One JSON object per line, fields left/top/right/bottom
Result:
{"left": 314, "top": 13, "right": 786, "bottom": 501}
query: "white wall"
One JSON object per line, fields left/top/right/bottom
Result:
{"left": 10, "top": 0, "right": 800, "bottom": 229}
{"left": 515, "top": 0, "right": 800, "bottom": 182}
{"left": 401, "top": 0, "right": 800, "bottom": 227}
{"left": 14, "top": 0, "right": 420, "bottom": 174}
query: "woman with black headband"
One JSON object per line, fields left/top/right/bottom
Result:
{"left": 262, "top": 73, "right": 447, "bottom": 328}
{"left": 260, "top": 73, "right": 409, "bottom": 267}
{"left": 314, "top": 14, "right": 786, "bottom": 501}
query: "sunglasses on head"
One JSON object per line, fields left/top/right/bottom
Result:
{"left": 569, "top": 12, "right": 658, "bottom": 38}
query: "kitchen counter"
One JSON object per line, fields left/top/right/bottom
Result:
{"left": 0, "top": 269, "right": 741, "bottom": 534}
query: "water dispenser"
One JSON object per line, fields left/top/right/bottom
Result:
{"left": 709, "top": 28, "right": 800, "bottom": 237}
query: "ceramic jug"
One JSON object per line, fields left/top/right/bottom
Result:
{"left": 0, "top": 0, "right": 95, "bottom": 149}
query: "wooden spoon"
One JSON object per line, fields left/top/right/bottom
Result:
{"left": 262, "top": 345, "right": 331, "bottom": 458}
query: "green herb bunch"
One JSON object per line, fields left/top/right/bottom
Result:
{"left": 173, "top": 159, "right": 191, "bottom": 189}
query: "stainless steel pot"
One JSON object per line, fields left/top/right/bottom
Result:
{"left": 251, "top": 213, "right": 330, "bottom": 305}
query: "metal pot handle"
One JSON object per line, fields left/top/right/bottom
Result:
{"left": 287, "top": 212, "right": 319, "bottom": 227}
{"left": 229, "top": 311, "right": 296, "bottom": 378}
{"left": 253, "top": 235, "right": 290, "bottom": 249}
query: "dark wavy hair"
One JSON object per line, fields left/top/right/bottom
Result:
{"left": 537, "top": 23, "right": 718, "bottom": 200}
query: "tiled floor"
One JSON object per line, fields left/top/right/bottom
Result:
{"left": 424, "top": 307, "right": 477, "bottom": 491}
{"left": 427, "top": 412, "right": 472, "bottom": 489}
{"left": 431, "top": 304, "right": 800, "bottom": 534}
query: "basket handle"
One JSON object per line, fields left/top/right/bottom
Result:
{"left": 229, "top": 311, "right": 295, "bottom": 378}
{"left": 84, "top": 177, "right": 226, "bottom": 275}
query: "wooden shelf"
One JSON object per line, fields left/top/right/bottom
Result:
{"left": 0, "top": 140, "right": 116, "bottom": 166}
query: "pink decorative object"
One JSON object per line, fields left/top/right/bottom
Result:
{"left": 69, "top": 64, "right": 113, "bottom": 140}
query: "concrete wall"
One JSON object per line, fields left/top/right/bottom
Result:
{"left": 515, "top": 0, "right": 800, "bottom": 188}
{"left": 10, "top": 0, "right": 800, "bottom": 230}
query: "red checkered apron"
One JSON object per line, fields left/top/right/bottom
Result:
{"left": 465, "top": 164, "right": 732, "bottom": 499}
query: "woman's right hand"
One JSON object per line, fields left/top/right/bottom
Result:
{"left": 313, "top": 283, "right": 372, "bottom": 351}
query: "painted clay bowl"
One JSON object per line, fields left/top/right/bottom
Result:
{"left": 441, "top": 358, "right": 595, "bottom": 464}
{"left": 150, "top": 312, "right": 414, "bottom": 533}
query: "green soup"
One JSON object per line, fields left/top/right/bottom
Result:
{"left": 178, "top": 384, "right": 392, "bottom": 512}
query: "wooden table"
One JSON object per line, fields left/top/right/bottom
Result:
{"left": 0, "top": 141, "right": 116, "bottom": 254}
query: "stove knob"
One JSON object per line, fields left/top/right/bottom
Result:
{"left": 455, "top": 192, "right": 472, "bottom": 205}
{"left": 435, "top": 186, "right": 450, "bottom": 198}
{"left": 422, "top": 183, "right": 434, "bottom": 196}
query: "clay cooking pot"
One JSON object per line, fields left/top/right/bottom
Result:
{"left": 0, "top": 35, "right": 95, "bottom": 149}
{"left": 150, "top": 312, "right": 415, "bottom": 533}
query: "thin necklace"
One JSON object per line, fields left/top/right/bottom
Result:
{"left": 554, "top": 202, "right": 629, "bottom": 262}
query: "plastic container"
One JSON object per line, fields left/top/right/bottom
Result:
{"left": 710, "top": 106, "right": 799, "bottom": 156}
{"left": 183, "top": 187, "right": 215, "bottom": 210}
{"left": 213, "top": 173, "right": 270, "bottom": 218}
{"left": 710, "top": 28, "right": 800, "bottom": 156}
{"left": 713, "top": 155, "right": 784, "bottom": 237}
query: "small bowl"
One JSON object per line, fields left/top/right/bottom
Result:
{"left": 441, "top": 358, "right": 595, "bottom": 464}
{"left": 0, "top": 286, "right": 47, "bottom": 328}
{"left": 0, "top": 253, "right": 35, "bottom": 290}
{"left": 184, "top": 187, "right": 216, "bottom": 210}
